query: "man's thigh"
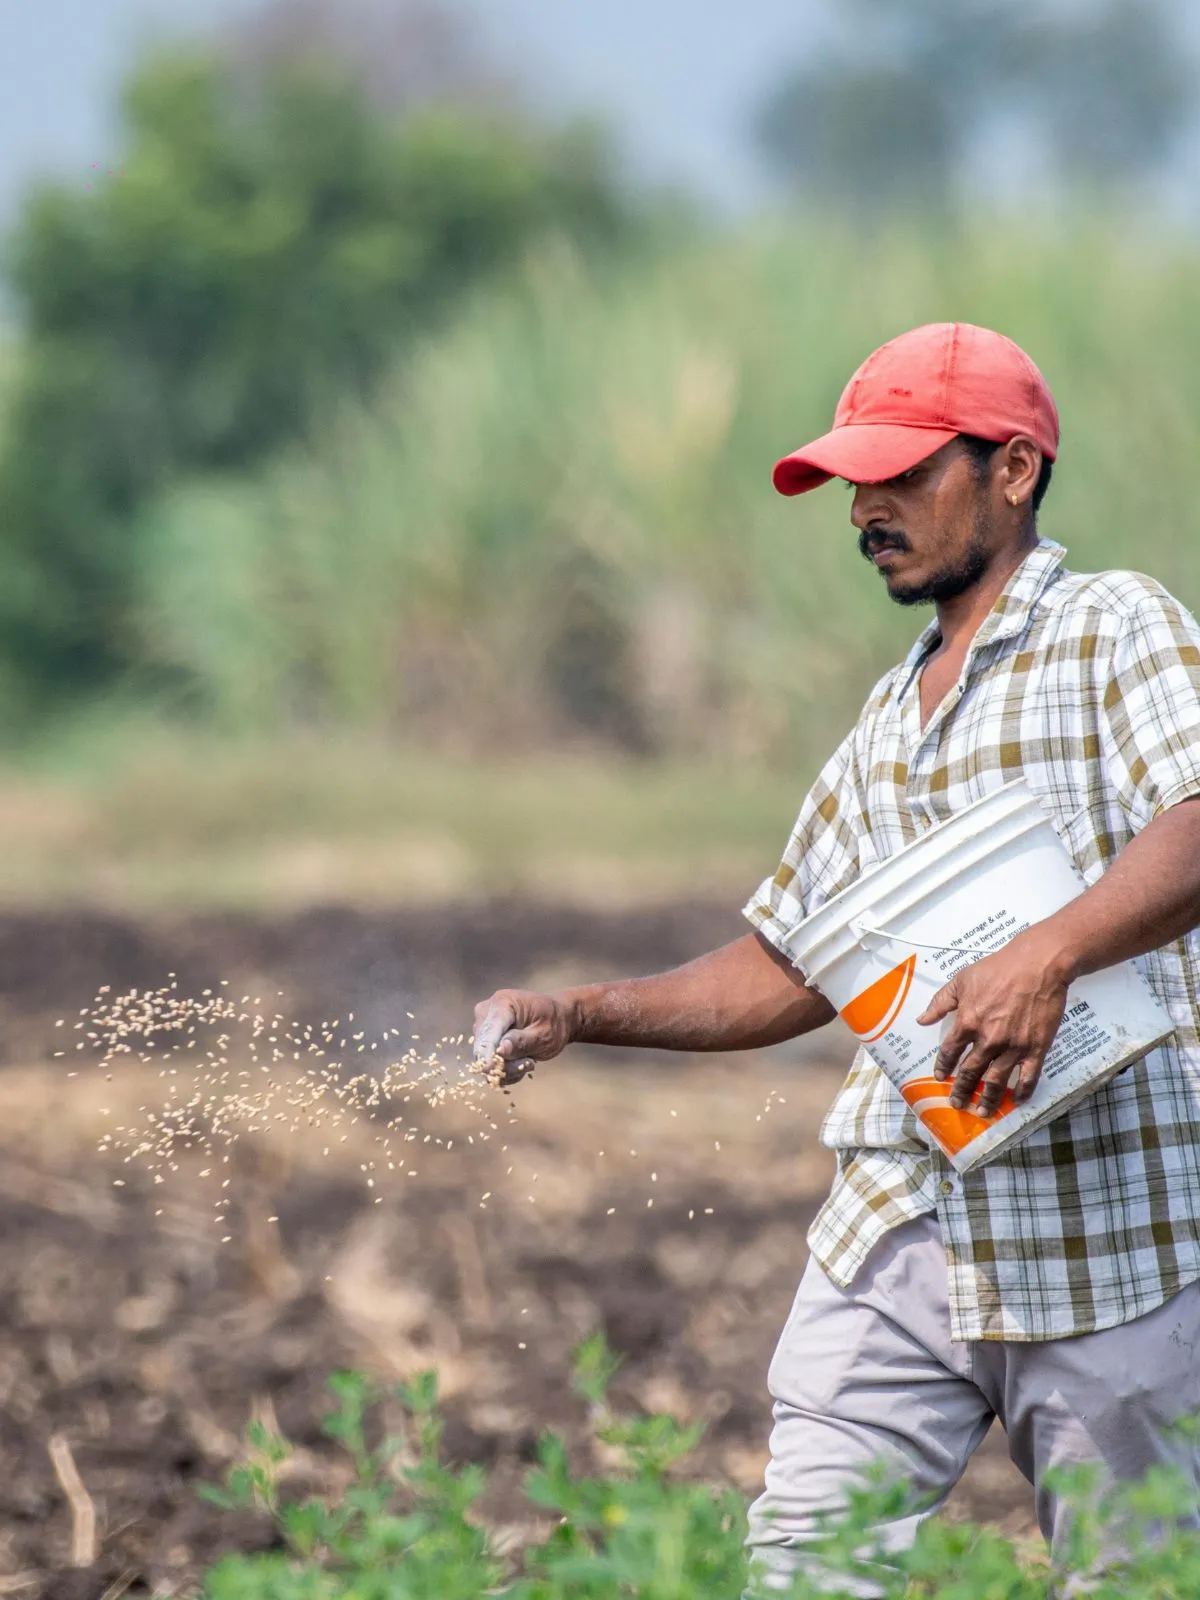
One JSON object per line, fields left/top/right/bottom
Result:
{"left": 999, "top": 1278, "right": 1200, "bottom": 1551}
{"left": 747, "top": 1215, "right": 993, "bottom": 1587}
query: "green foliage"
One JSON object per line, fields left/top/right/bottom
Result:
{"left": 191, "top": 1339, "right": 1200, "bottom": 1599}
{"left": 195, "top": 1338, "right": 745, "bottom": 1600}
{"left": 199, "top": 1365, "right": 502, "bottom": 1599}
{"left": 0, "top": 46, "right": 630, "bottom": 709}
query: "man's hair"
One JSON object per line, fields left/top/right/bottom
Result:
{"left": 958, "top": 435, "right": 1053, "bottom": 514}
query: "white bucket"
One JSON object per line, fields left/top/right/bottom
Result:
{"left": 783, "top": 780, "right": 1175, "bottom": 1172}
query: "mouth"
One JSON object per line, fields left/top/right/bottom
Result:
{"left": 867, "top": 540, "right": 910, "bottom": 570}
{"left": 859, "top": 529, "right": 911, "bottom": 568}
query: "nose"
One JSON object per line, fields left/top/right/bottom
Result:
{"left": 850, "top": 484, "right": 894, "bottom": 532}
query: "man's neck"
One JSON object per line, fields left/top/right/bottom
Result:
{"left": 932, "top": 532, "right": 1038, "bottom": 656}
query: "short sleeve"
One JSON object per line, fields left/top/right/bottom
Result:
{"left": 1101, "top": 587, "right": 1200, "bottom": 832}
{"left": 743, "top": 728, "right": 866, "bottom": 958}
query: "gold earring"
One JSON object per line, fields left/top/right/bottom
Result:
{"left": 1009, "top": 494, "right": 1020, "bottom": 506}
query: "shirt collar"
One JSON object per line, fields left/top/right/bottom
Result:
{"left": 894, "top": 538, "right": 1068, "bottom": 700}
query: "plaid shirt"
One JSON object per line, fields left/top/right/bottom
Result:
{"left": 745, "top": 539, "right": 1200, "bottom": 1341}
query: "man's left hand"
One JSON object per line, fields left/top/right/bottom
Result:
{"left": 916, "top": 929, "right": 1075, "bottom": 1116}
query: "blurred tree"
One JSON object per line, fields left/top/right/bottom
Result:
{"left": 1028, "top": 1, "right": 1194, "bottom": 185}
{"left": 755, "top": 64, "right": 953, "bottom": 211}
{"left": 754, "top": 0, "right": 1196, "bottom": 209}
{"left": 0, "top": 22, "right": 630, "bottom": 708}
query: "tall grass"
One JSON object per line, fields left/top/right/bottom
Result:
{"left": 136, "top": 219, "right": 1200, "bottom": 769}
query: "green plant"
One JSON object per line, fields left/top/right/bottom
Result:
{"left": 192, "top": 1337, "right": 1200, "bottom": 1599}
{"left": 514, "top": 1331, "right": 745, "bottom": 1598}
{"left": 196, "top": 1334, "right": 748, "bottom": 1599}
{"left": 198, "top": 1368, "right": 503, "bottom": 1598}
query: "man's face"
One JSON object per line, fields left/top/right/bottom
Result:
{"left": 848, "top": 439, "right": 997, "bottom": 607}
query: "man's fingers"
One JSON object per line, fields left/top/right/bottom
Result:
{"left": 491, "top": 1054, "right": 536, "bottom": 1087}
{"left": 933, "top": 1024, "right": 971, "bottom": 1082}
{"left": 917, "top": 981, "right": 958, "bottom": 1028}
{"left": 972, "top": 1053, "right": 1022, "bottom": 1117}
{"left": 472, "top": 1006, "right": 543, "bottom": 1087}
{"left": 471, "top": 989, "right": 570, "bottom": 1083}
{"left": 498, "top": 1027, "right": 542, "bottom": 1060}
{"left": 949, "top": 1040, "right": 1033, "bottom": 1111}
{"left": 1014, "top": 1055, "right": 1044, "bottom": 1104}
{"left": 947, "top": 1042, "right": 1002, "bottom": 1109}
{"left": 472, "top": 1003, "right": 514, "bottom": 1065}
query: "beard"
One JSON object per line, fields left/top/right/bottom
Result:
{"left": 858, "top": 508, "right": 992, "bottom": 607}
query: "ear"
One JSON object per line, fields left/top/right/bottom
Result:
{"left": 997, "top": 436, "right": 1042, "bottom": 511}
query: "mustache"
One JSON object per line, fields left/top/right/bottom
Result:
{"left": 858, "top": 527, "right": 912, "bottom": 561}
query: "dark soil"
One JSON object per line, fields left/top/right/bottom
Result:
{"left": 0, "top": 902, "right": 1035, "bottom": 1598}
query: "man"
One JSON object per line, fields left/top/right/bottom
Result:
{"left": 472, "top": 322, "right": 1200, "bottom": 1588}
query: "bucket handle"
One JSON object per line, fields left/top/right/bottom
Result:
{"left": 849, "top": 915, "right": 1002, "bottom": 960}
{"left": 847, "top": 798, "right": 1092, "bottom": 960}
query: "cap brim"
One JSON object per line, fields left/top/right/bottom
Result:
{"left": 772, "top": 423, "right": 960, "bottom": 497}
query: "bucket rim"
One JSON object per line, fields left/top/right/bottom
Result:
{"left": 783, "top": 778, "right": 1050, "bottom": 977}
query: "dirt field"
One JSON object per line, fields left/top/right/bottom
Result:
{"left": 0, "top": 903, "right": 1035, "bottom": 1598}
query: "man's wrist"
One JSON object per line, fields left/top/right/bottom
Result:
{"left": 1015, "top": 919, "right": 1083, "bottom": 988}
{"left": 555, "top": 986, "right": 593, "bottom": 1046}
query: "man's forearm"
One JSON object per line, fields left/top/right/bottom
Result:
{"left": 1028, "top": 797, "right": 1200, "bottom": 985}
{"left": 560, "top": 932, "right": 836, "bottom": 1053}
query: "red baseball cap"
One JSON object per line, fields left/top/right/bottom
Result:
{"left": 773, "top": 322, "right": 1059, "bottom": 496}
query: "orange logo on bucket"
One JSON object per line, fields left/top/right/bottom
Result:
{"left": 899, "top": 1077, "right": 1017, "bottom": 1157}
{"left": 839, "top": 954, "right": 917, "bottom": 1042}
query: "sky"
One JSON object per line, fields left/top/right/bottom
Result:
{"left": 0, "top": 0, "right": 823, "bottom": 225}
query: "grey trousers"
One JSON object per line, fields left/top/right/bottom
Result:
{"left": 746, "top": 1213, "right": 1200, "bottom": 1592}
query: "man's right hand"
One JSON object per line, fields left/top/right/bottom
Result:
{"left": 472, "top": 989, "right": 576, "bottom": 1079}
{"left": 470, "top": 934, "right": 835, "bottom": 1082}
